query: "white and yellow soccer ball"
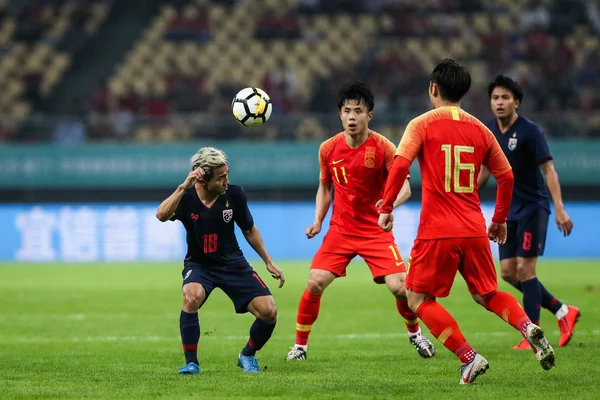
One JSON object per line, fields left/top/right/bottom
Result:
{"left": 231, "top": 87, "right": 272, "bottom": 127}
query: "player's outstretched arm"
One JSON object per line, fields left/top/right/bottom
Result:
{"left": 306, "top": 181, "right": 332, "bottom": 239}
{"left": 394, "top": 178, "right": 411, "bottom": 207}
{"left": 483, "top": 137, "right": 514, "bottom": 241}
{"left": 376, "top": 178, "right": 411, "bottom": 210}
{"left": 243, "top": 225, "right": 285, "bottom": 288}
{"left": 477, "top": 165, "right": 492, "bottom": 189}
{"left": 156, "top": 169, "right": 203, "bottom": 221}
{"left": 379, "top": 156, "right": 412, "bottom": 232}
{"left": 541, "top": 160, "right": 573, "bottom": 236}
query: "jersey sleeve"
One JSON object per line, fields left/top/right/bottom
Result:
{"left": 383, "top": 137, "right": 397, "bottom": 172}
{"left": 319, "top": 140, "right": 333, "bottom": 184}
{"left": 395, "top": 118, "right": 425, "bottom": 163}
{"left": 169, "top": 191, "right": 187, "bottom": 221}
{"left": 382, "top": 137, "right": 410, "bottom": 180}
{"left": 482, "top": 127, "right": 512, "bottom": 177}
{"left": 529, "top": 125, "right": 553, "bottom": 165}
{"left": 234, "top": 187, "right": 254, "bottom": 231}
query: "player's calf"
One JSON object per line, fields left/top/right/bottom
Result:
{"left": 243, "top": 296, "right": 278, "bottom": 359}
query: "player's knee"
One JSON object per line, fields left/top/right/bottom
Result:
{"left": 183, "top": 290, "right": 204, "bottom": 310}
{"left": 516, "top": 261, "right": 536, "bottom": 281}
{"left": 253, "top": 297, "right": 277, "bottom": 324}
{"left": 500, "top": 271, "right": 518, "bottom": 285}
{"left": 384, "top": 274, "right": 406, "bottom": 298}
{"left": 471, "top": 293, "right": 486, "bottom": 306}
{"left": 306, "top": 278, "right": 327, "bottom": 294}
{"left": 406, "top": 297, "right": 421, "bottom": 312}
{"left": 389, "top": 282, "right": 406, "bottom": 298}
{"left": 260, "top": 304, "right": 278, "bottom": 324}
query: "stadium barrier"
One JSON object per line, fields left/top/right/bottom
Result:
{"left": 0, "top": 202, "right": 597, "bottom": 262}
{"left": 0, "top": 140, "right": 599, "bottom": 188}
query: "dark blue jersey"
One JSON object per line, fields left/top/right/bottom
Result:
{"left": 486, "top": 115, "right": 552, "bottom": 220}
{"left": 170, "top": 184, "right": 254, "bottom": 270}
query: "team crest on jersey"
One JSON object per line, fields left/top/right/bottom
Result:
{"left": 223, "top": 209, "right": 233, "bottom": 223}
{"left": 365, "top": 146, "right": 376, "bottom": 168}
{"left": 508, "top": 137, "right": 518, "bottom": 151}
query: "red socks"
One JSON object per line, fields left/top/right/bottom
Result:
{"left": 295, "top": 289, "right": 322, "bottom": 346}
{"left": 484, "top": 291, "right": 531, "bottom": 337}
{"left": 417, "top": 299, "right": 474, "bottom": 364}
{"left": 396, "top": 298, "right": 420, "bottom": 334}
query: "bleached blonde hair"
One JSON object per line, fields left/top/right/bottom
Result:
{"left": 190, "top": 147, "right": 228, "bottom": 180}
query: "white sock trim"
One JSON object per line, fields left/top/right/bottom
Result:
{"left": 555, "top": 304, "right": 569, "bottom": 320}
{"left": 408, "top": 327, "right": 422, "bottom": 337}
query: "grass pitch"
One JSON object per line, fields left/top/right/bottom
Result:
{"left": 0, "top": 260, "right": 599, "bottom": 399}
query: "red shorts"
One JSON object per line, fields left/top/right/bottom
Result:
{"left": 311, "top": 229, "right": 406, "bottom": 283}
{"left": 406, "top": 237, "right": 498, "bottom": 298}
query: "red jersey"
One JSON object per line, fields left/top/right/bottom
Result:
{"left": 319, "top": 131, "right": 397, "bottom": 238}
{"left": 385, "top": 106, "right": 512, "bottom": 239}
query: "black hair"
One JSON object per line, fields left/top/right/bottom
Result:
{"left": 337, "top": 81, "right": 375, "bottom": 112}
{"left": 487, "top": 75, "right": 524, "bottom": 103}
{"left": 430, "top": 59, "right": 471, "bottom": 102}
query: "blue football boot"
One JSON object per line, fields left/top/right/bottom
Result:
{"left": 237, "top": 354, "right": 261, "bottom": 373}
{"left": 178, "top": 362, "right": 200, "bottom": 375}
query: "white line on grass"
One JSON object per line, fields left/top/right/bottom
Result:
{"left": 0, "top": 312, "right": 221, "bottom": 321}
{"left": 2, "top": 330, "right": 599, "bottom": 344}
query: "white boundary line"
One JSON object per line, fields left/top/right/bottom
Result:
{"left": 1, "top": 330, "right": 598, "bottom": 344}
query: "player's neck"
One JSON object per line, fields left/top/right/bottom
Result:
{"left": 436, "top": 100, "right": 461, "bottom": 108}
{"left": 344, "top": 129, "right": 370, "bottom": 148}
{"left": 195, "top": 184, "right": 219, "bottom": 207}
{"left": 496, "top": 112, "right": 519, "bottom": 134}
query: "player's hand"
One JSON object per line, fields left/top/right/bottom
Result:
{"left": 266, "top": 261, "right": 285, "bottom": 288}
{"left": 378, "top": 213, "right": 394, "bottom": 232}
{"left": 555, "top": 207, "right": 573, "bottom": 236}
{"left": 306, "top": 222, "right": 321, "bottom": 239}
{"left": 181, "top": 169, "right": 204, "bottom": 189}
{"left": 487, "top": 222, "right": 507, "bottom": 245}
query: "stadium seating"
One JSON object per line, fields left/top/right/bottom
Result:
{"left": 0, "top": 0, "right": 112, "bottom": 121}
{"left": 91, "top": 0, "right": 599, "bottom": 141}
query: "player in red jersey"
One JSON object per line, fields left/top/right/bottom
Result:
{"left": 378, "top": 59, "right": 555, "bottom": 384}
{"left": 285, "top": 82, "right": 435, "bottom": 361}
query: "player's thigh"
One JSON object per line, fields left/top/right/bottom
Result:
{"left": 499, "top": 220, "right": 519, "bottom": 260}
{"left": 516, "top": 208, "right": 550, "bottom": 259}
{"left": 219, "top": 269, "right": 273, "bottom": 314}
{"left": 181, "top": 266, "right": 216, "bottom": 309}
{"left": 458, "top": 237, "right": 498, "bottom": 297}
{"left": 405, "top": 239, "right": 461, "bottom": 298}
{"left": 310, "top": 230, "right": 356, "bottom": 279}
{"left": 358, "top": 232, "right": 406, "bottom": 284}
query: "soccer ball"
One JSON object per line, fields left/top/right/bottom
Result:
{"left": 231, "top": 87, "right": 272, "bottom": 127}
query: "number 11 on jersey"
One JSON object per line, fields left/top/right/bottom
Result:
{"left": 333, "top": 166, "right": 348, "bottom": 184}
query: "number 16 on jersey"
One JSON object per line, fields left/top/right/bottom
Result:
{"left": 441, "top": 144, "right": 475, "bottom": 193}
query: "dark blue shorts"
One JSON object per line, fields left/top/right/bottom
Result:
{"left": 499, "top": 208, "right": 550, "bottom": 260}
{"left": 181, "top": 264, "right": 272, "bottom": 313}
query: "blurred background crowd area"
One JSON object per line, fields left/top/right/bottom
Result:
{"left": 0, "top": 0, "right": 599, "bottom": 143}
